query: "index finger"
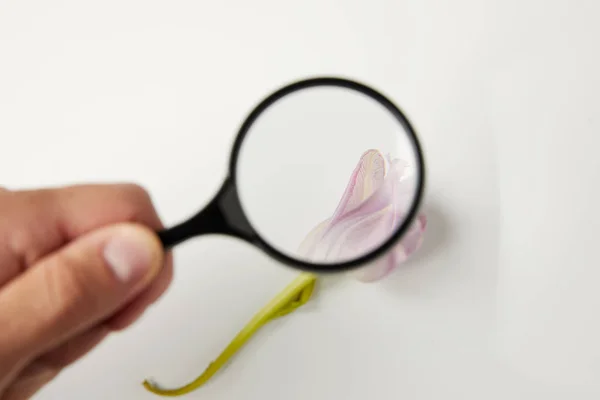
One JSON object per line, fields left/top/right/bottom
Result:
{"left": 52, "top": 183, "right": 166, "bottom": 238}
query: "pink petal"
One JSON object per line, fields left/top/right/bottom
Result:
{"left": 297, "top": 218, "right": 331, "bottom": 259}
{"left": 297, "top": 149, "right": 426, "bottom": 278}
{"left": 318, "top": 158, "right": 406, "bottom": 244}
{"left": 298, "top": 149, "right": 388, "bottom": 261}
{"left": 329, "top": 149, "right": 386, "bottom": 223}
{"left": 314, "top": 204, "right": 396, "bottom": 262}
{"left": 353, "top": 213, "right": 426, "bottom": 282}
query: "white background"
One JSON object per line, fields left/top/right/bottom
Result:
{"left": 0, "top": 0, "right": 598, "bottom": 399}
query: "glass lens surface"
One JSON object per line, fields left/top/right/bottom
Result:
{"left": 235, "top": 85, "right": 421, "bottom": 265}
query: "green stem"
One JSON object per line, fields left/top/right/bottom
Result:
{"left": 143, "top": 273, "right": 317, "bottom": 397}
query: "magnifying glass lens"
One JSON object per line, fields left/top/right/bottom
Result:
{"left": 235, "top": 85, "right": 421, "bottom": 266}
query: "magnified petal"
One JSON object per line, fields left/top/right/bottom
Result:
{"left": 297, "top": 148, "right": 426, "bottom": 280}
{"left": 298, "top": 149, "right": 390, "bottom": 261}
{"left": 297, "top": 218, "right": 331, "bottom": 259}
{"left": 329, "top": 150, "right": 386, "bottom": 223}
{"left": 313, "top": 204, "right": 396, "bottom": 261}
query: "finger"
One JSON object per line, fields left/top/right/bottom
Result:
{"left": 1, "top": 361, "right": 56, "bottom": 400}
{"left": 0, "top": 183, "right": 165, "bottom": 288}
{"left": 51, "top": 183, "right": 165, "bottom": 239}
{"left": 37, "top": 325, "right": 110, "bottom": 371}
{"left": 0, "top": 223, "right": 163, "bottom": 371}
{"left": 51, "top": 184, "right": 174, "bottom": 331}
{"left": 3, "top": 263, "right": 175, "bottom": 398}
{"left": 107, "top": 251, "right": 174, "bottom": 331}
{"left": 2, "top": 327, "right": 109, "bottom": 400}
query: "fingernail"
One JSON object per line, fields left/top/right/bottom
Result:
{"left": 103, "top": 229, "right": 155, "bottom": 284}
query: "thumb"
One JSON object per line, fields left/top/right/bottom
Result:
{"left": 0, "top": 223, "right": 163, "bottom": 365}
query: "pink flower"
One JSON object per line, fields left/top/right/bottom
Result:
{"left": 298, "top": 149, "right": 426, "bottom": 282}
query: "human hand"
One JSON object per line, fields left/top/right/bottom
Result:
{"left": 0, "top": 184, "right": 173, "bottom": 400}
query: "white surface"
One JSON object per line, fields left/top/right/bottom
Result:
{"left": 236, "top": 86, "right": 419, "bottom": 262}
{"left": 0, "top": 0, "right": 598, "bottom": 399}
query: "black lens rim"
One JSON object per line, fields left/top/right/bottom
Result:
{"left": 229, "top": 76, "right": 426, "bottom": 273}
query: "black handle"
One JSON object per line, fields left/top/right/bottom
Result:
{"left": 157, "top": 178, "right": 256, "bottom": 250}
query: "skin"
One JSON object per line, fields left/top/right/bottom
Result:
{"left": 0, "top": 184, "right": 173, "bottom": 400}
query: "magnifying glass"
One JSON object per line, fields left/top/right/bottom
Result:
{"left": 158, "top": 76, "right": 425, "bottom": 273}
